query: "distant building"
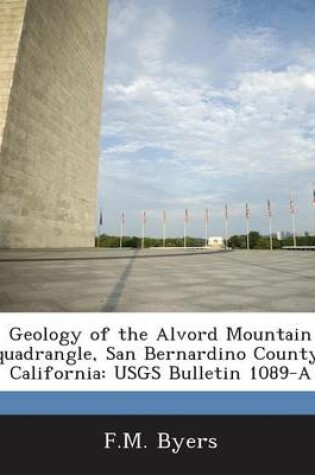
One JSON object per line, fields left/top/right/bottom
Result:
{"left": 208, "top": 236, "right": 224, "bottom": 248}
{"left": 277, "top": 231, "right": 292, "bottom": 240}
{"left": 276, "top": 231, "right": 283, "bottom": 240}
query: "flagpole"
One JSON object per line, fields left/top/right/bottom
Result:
{"left": 119, "top": 211, "right": 124, "bottom": 248}
{"left": 98, "top": 209, "right": 103, "bottom": 248}
{"left": 290, "top": 192, "right": 297, "bottom": 247}
{"left": 267, "top": 200, "right": 273, "bottom": 251}
{"left": 246, "top": 219, "right": 250, "bottom": 250}
{"left": 184, "top": 209, "right": 189, "bottom": 248}
{"left": 246, "top": 203, "right": 250, "bottom": 250}
{"left": 225, "top": 204, "right": 229, "bottom": 251}
{"left": 142, "top": 211, "right": 146, "bottom": 249}
{"left": 205, "top": 209, "right": 209, "bottom": 247}
{"left": 291, "top": 212, "right": 297, "bottom": 247}
{"left": 183, "top": 209, "right": 188, "bottom": 248}
{"left": 163, "top": 211, "right": 166, "bottom": 248}
{"left": 120, "top": 218, "right": 123, "bottom": 248}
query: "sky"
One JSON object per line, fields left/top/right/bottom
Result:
{"left": 98, "top": 0, "right": 315, "bottom": 238}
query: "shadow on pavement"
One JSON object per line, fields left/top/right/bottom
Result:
{"left": 102, "top": 250, "right": 139, "bottom": 311}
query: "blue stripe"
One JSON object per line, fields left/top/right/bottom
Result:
{"left": 0, "top": 392, "right": 315, "bottom": 414}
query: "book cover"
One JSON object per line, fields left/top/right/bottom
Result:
{"left": 0, "top": 0, "right": 314, "bottom": 472}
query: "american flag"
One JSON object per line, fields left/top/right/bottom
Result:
{"left": 99, "top": 210, "right": 103, "bottom": 226}
{"left": 120, "top": 211, "right": 125, "bottom": 224}
{"left": 313, "top": 184, "right": 315, "bottom": 208}
{"left": 143, "top": 210, "right": 147, "bottom": 224}
{"left": 184, "top": 209, "right": 189, "bottom": 223}
{"left": 163, "top": 210, "right": 167, "bottom": 223}
{"left": 225, "top": 203, "right": 228, "bottom": 219}
{"left": 245, "top": 202, "right": 250, "bottom": 220}
{"left": 267, "top": 199, "right": 272, "bottom": 217}
{"left": 289, "top": 193, "right": 296, "bottom": 214}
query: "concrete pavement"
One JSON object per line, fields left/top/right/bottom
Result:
{"left": 0, "top": 248, "right": 314, "bottom": 312}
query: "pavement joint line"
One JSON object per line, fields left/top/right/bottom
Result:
{"left": 0, "top": 249, "right": 227, "bottom": 263}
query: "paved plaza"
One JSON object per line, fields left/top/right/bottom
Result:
{"left": 0, "top": 248, "right": 314, "bottom": 312}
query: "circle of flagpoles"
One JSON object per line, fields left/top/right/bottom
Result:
{"left": 97, "top": 183, "right": 314, "bottom": 250}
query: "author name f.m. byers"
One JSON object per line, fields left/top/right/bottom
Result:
{"left": 103, "top": 431, "right": 218, "bottom": 454}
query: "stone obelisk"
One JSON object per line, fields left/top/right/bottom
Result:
{"left": 0, "top": 0, "right": 108, "bottom": 247}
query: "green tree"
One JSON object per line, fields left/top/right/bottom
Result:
{"left": 249, "top": 231, "right": 261, "bottom": 248}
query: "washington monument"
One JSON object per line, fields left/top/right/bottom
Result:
{"left": 0, "top": 0, "right": 108, "bottom": 247}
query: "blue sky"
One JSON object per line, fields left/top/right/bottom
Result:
{"left": 98, "top": 0, "right": 315, "bottom": 238}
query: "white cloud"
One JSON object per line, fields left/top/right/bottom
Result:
{"left": 108, "top": 0, "right": 138, "bottom": 39}
{"left": 100, "top": 0, "right": 315, "bottom": 236}
{"left": 103, "top": 66, "right": 315, "bottom": 173}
